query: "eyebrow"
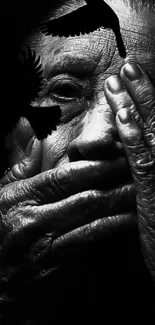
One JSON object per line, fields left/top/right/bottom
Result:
{"left": 45, "top": 55, "right": 97, "bottom": 79}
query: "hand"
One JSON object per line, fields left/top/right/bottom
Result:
{"left": 0, "top": 118, "right": 42, "bottom": 286}
{"left": 104, "top": 61, "right": 155, "bottom": 282}
{"left": 0, "top": 118, "right": 133, "bottom": 293}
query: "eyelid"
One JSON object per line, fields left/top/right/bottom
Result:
{"left": 48, "top": 74, "right": 84, "bottom": 86}
{"left": 46, "top": 74, "right": 84, "bottom": 101}
{"left": 38, "top": 73, "right": 93, "bottom": 104}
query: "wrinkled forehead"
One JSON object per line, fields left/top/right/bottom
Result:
{"left": 32, "top": 0, "right": 155, "bottom": 28}
{"left": 28, "top": 0, "right": 155, "bottom": 49}
{"left": 25, "top": 0, "right": 155, "bottom": 79}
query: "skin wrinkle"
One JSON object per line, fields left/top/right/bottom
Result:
{"left": 30, "top": 32, "right": 155, "bottom": 101}
{"left": 1, "top": 2, "right": 155, "bottom": 323}
{"left": 38, "top": 42, "right": 153, "bottom": 170}
{"left": 40, "top": 32, "right": 116, "bottom": 79}
{"left": 29, "top": 15, "right": 155, "bottom": 172}
{"left": 35, "top": 2, "right": 155, "bottom": 178}
{"left": 42, "top": 129, "right": 68, "bottom": 163}
{"left": 27, "top": 1, "right": 155, "bottom": 49}
{"left": 42, "top": 113, "right": 86, "bottom": 170}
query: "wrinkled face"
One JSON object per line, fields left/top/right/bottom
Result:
{"left": 24, "top": 0, "right": 155, "bottom": 253}
{"left": 27, "top": 0, "right": 155, "bottom": 168}
{"left": 4, "top": 1, "right": 154, "bottom": 322}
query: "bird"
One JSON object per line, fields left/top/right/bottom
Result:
{"left": 8, "top": 46, "right": 61, "bottom": 141}
{"left": 0, "top": 46, "right": 61, "bottom": 177}
{"left": 39, "top": 0, "right": 127, "bottom": 59}
{"left": 0, "top": 4, "right": 62, "bottom": 177}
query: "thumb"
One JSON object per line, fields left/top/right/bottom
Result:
{"left": 1, "top": 118, "right": 42, "bottom": 185}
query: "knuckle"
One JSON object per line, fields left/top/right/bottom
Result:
{"left": 0, "top": 179, "right": 36, "bottom": 212}
{"left": 141, "top": 96, "right": 155, "bottom": 113}
{"left": 0, "top": 183, "right": 18, "bottom": 209}
{"left": 144, "top": 129, "right": 155, "bottom": 145}
{"left": 134, "top": 154, "right": 155, "bottom": 172}
{"left": 129, "top": 104, "right": 143, "bottom": 126}
{"left": 77, "top": 190, "right": 99, "bottom": 211}
{"left": 50, "top": 166, "right": 72, "bottom": 195}
{"left": 10, "top": 161, "right": 27, "bottom": 181}
{"left": 124, "top": 129, "right": 142, "bottom": 146}
{"left": 119, "top": 96, "right": 133, "bottom": 109}
{"left": 112, "top": 92, "right": 132, "bottom": 110}
{"left": 137, "top": 81, "right": 155, "bottom": 107}
{"left": 146, "top": 107, "right": 155, "bottom": 127}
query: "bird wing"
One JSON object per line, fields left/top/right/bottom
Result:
{"left": 17, "top": 46, "right": 43, "bottom": 105}
{"left": 15, "top": 46, "right": 62, "bottom": 140}
{"left": 39, "top": 2, "right": 126, "bottom": 59}
{"left": 39, "top": 4, "right": 102, "bottom": 37}
{"left": 26, "top": 105, "right": 62, "bottom": 140}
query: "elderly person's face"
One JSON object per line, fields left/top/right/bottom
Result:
{"left": 27, "top": 0, "right": 155, "bottom": 169}
{"left": 1, "top": 1, "right": 155, "bottom": 323}
{"left": 4, "top": 0, "right": 155, "bottom": 269}
{"left": 20, "top": 0, "right": 155, "bottom": 251}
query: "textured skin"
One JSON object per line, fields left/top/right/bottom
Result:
{"left": 104, "top": 64, "right": 155, "bottom": 282}
{"left": 39, "top": 0, "right": 126, "bottom": 57}
{"left": 0, "top": 0, "right": 155, "bottom": 324}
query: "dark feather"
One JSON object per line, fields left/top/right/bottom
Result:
{"left": 24, "top": 105, "right": 62, "bottom": 140}
{"left": 39, "top": 0, "right": 126, "bottom": 58}
{"left": 0, "top": 47, "right": 61, "bottom": 142}
{"left": 17, "top": 46, "right": 44, "bottom": 105}
{"left": 40, "top": 5, "right": 100, "bottom": 36}
{"left": 0, "top": 4, "right": 62, "bottom": 176}
{"left": 15, "top": 47, "right": 62, "bottom": 140}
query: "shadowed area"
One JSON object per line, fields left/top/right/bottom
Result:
{"left": 0, "top": 1, "right": 63, "bottom": 175}
{"left": 39, "top": 0, "right": 127, "bottom": 58}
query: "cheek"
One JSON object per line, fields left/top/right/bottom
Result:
{"left": 41, "top": 125, "right": 69, "bottom": 171}
{"left": 41, "top": 108, "right": 87, "bottom": 171}
{"left": 41, "top": 120, "right": 79, "bottom": 171}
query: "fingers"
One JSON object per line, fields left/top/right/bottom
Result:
{"left": 6, "top": 117, "right": 35, "bottom": 164}
{"left": 104, "top": 75, "right": 143, "bottom": 127}
{"left": 51, "top": 213, "right": 137, "bottom": 258}
{"left": 1, "top": 119, "right": 42, "bottom": 185}
{"left": 104, "top": 61, "right": 155, "bottom": 136}
{"left": 36, "top": 184, "right": 136, "bottom": 236}
{"left": 116, "top": 109, "right": 155, "bottom": 175}
{"left": 104, "top": 61, "right": 155, "bottom": 185}
{"left": 120, "top": 62, "right": 155, "bottom": 130}
{"left": 6, "top": 158, "right": 131, "bottom": 205}
{"left": 1, "top": 186, "right": 136, "bottom": 262}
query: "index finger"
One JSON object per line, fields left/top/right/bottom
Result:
{"left": 120, "top": 62, "right": 155, "bottom": 130}
{"left": 0, "top": 159, "right": 131, "bottom": 206}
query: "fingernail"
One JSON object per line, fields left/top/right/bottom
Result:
{"left": 123, "top": 62, "right": 143, "bottom": 81}
{"left": 117, "top": 108, "right": 133, "bottom": 124}
{"left": 4, "top": 167, "right": 11, "bottom": 175}
{"left": 106, "top": 75, "right": 124, "bottom": 94}
{"left": 26, "top": 136, "right": 36, "bottom": 155}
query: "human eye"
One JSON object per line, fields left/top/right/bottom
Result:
{"left": 48, "top": 75, "right": 83, "bottom": 102}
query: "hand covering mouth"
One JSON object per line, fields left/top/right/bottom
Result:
{"left": 0, "top": 157, "right": 137, "bottom": 288}
{"left": 37, "top": 156, "right": 136, "bottom": 237}
{"left": 51, "top": 181, "right": 137, "bottom": 239}
{"left": 36, "top": 165, "right": 137, "bottom": 275}
{"left": 1, "top": 156, "right": 136, "bottom": 256}
{"left": 48, "top": 157, "right": 137, "bottom": 262}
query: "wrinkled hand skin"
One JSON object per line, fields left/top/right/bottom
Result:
{"left": 104, "top": 62, "right": 155, "bottom": 282}
{"left": 0, "top": 121, "right": 132, "bottom": 289}
{"left": 0, "top": 62, "right": 155, "bottom": 324}
{"left": 0, "top": 62, "right": 155, "bottom": 291}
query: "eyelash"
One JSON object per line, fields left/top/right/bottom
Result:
{"left": 49, "top": 76, "right": 83, "bottom": 102}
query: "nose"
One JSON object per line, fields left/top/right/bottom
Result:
{"left": 67, "top": 99, "right": 123, "bottom": 162}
